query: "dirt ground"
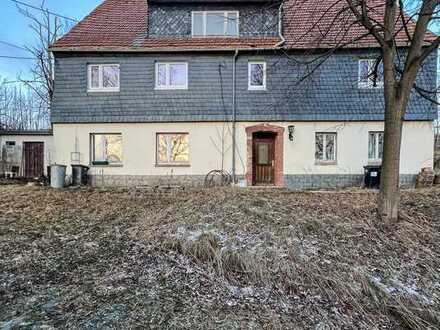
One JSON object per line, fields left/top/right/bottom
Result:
{"left": 0, "top": 185, "right": 439, "bottom": 329}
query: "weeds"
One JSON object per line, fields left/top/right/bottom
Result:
{"left": 0, "top": 185, "right": 439, "bottom": 329}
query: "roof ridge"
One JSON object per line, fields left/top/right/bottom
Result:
{"left": 50, "top": 0, "right": 438, "bottom": 52}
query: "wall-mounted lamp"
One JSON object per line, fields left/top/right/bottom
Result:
{"left": 288, "top": 125, "right": 295, "bottom": 141}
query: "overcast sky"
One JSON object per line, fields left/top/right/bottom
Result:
{"left": 0, "top": 0, "right": 102, "bottom": 81}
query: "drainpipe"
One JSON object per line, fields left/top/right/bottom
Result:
{"left": 232, "top": 49, "right": 239, "bottom": 184}
{"left": 275, "top": 1, "right": 286, "bottom": 48}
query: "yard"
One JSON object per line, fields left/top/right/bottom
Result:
{"left": 0, "top": 185, "right": 439, "bottom": 329}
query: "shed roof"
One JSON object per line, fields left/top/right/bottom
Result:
{"left": 0, "top": 130, "right": 53, "bottom": 136}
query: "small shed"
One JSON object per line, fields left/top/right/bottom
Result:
{"left": 0, "top": 130, "right": 54, "bottom": 178}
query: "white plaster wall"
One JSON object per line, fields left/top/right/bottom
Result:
{"left": 52, "top": 121, "right": 434, "bottom": 178}
{"left": 53, "top": 123, "right": 242, "bottom": 177}
{"left": 0, "top": 134, "right": 54, "bottom": 175}
{"left": 279, "top": 121, "right": 434, "bottom": 175}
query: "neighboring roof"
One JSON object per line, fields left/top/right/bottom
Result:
{"left": 50, "top": 0, "right": 437, "bottom": 52}
{"left": 0, "top": 130, "right": 53, "bottom": 136}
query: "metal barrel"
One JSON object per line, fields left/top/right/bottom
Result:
{"left": 50, "top": 165, "right": 67, "bottom": 189}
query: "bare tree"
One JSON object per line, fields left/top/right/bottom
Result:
{"left": 278, "top": 0, "right": 439, "bottom": 222}
{"left": 347, "top": 1, "right": 439, "bottom": 222}
{"left": 16, "top": 1, "right": 70, "bottom": 113}
{"left": 0, "top": 78, "right": 49, "bottom": 130}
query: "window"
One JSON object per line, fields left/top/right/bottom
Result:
{"left": 5, "top": 141, "right": 16, "bottom": 152}
{"left": 368, "top": 131, "right": 384, "bottom": 161}
{"left": 155, "top": 63, "right": 188, "bottom": 90}
{"left": 248, "top": 62, "right": 266, "bottom": 90}
{"left": 192, "top": 11, "right": 239, "bottom": 37}
{"left": 315, "top": 133, "right": 337, "bottom": 163}
{"left": 157, "top": 133, "right": 189, "bottom": 165}
{"left": 358, "top": 59, "right": 383, "bottom": 88}
{"left": 91, "top": 134, "right": 123, "bottom": 165}
{"left": 88, "top": 64, "right": 120, "bottom": 92}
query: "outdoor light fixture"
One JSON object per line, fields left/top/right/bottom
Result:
{"left": 288, "top": 125, "right": 295, "bottom": 141}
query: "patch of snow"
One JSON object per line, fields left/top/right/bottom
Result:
{"left": 370, "top": 275, "right": 434, "bottom": 304}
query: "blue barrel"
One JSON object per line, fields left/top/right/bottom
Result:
{"left": 50, "top": 165, "right": 67, "bottom": 189}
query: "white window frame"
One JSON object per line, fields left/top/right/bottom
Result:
{"left": 358, "top": 59, "right": 384, "bottom": 89}
{"left": 248, "top": 61, "right": 267, "bottom": 91}
{"left": 368, "top": 131, "right": 384, "bottom": 162}
{"left": 155, "top": 62, "right": 188, "bottom": 90}
{"left": 191, "top": 11, "right": 239, "bottom": 37}
{"left": 87, "top": 64, "right": 120, "bottom": 92}
{"left": 315, "top": 132, "right": 337, "bottom": 164}
{"left": 156, "top": 133, "right": 190, "bottom": 166}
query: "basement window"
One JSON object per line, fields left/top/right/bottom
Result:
{"left": 192, "top": 11, "right": 239, "bottom": 37}
{"left": 155, "top": 62, "right": 188, "bottom": 90}
{"left": 88, "top": 64, "right": 120, "bottom": 92}
{"left": 315, "top": 133, "right": 337, "bottom": 164}
{"left": 91, "top": 133, "right": 123, "bottom": 166}
{"left": 6, "top": 141, "right": 16, "bottom": 146}
{"left": 156, "top": 133, "right": 189, "bottom": 166}
{"left": 248, "top": 61, "right": 266, "bottom": 90}
{"left": 358, "top": 59, "right": 383, "bottom": 88}
{"left": 368, "top": 131, "right": 384, "bottom": 161}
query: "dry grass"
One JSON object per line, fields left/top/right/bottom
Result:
{"left": 0, "top": 185, "right": 439, "bottom": 329}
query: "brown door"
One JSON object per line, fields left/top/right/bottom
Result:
{"left": 23, "top": 142, "right": 44, "bottom": 178}
{"left": 253, "top": 135, "right": 275, "bottom": 185}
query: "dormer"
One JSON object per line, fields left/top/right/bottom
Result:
{"left": 148, "top": 0, "right": 280, "bottom": 38}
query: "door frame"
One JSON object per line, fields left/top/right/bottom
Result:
{"left": 246, "top": 124, "right": 285, "bottom": 186}
{"left": 252, "top": 134, "right": 276, "bottom": 185}
{"left": 23, "top": 141, "right": 45, "bottom": 178}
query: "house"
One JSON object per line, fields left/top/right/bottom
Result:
{"left": 49, "top": 0, "right": 438, "bottom": 189}
{"left": 0, "top": 130, "right": 53, "bottom": 178}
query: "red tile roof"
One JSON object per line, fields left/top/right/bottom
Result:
{"left": 50, "top": 0, "right": 437, "bottom": 51}
{"left": 282, "top": 0, "right": 437, "bottom": 49}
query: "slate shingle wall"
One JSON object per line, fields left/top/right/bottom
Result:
{"left": 148, "top": 3, "right": 279, "bottom": 38}
{"left": 51, "top": 49, "right": 438, "bottom": 123}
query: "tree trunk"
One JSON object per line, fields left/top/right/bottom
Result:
{"left": 379, "top": 98, "right": 404, "bottom": 223}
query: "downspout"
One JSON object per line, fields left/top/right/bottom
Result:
{"left": 275, "top": 1, "right": 285, "bottom": 48}
{"left": 232, "top": 49, "right": 239, "bottom": 184}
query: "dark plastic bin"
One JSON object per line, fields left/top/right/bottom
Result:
{"left": 71, "top": 165, "right": 90, "bottom": 186}
{"left": 364, "top": 165, "right": 381, "bottom": 189}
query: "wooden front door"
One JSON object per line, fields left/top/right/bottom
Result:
{"left": 23, "top": 142, "right": 44, "bottom": 178}
{"left": 253, "top": 135, "right": 275, "bottom": 185}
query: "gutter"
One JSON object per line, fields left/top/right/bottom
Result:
{"left": 232, "top": 49, "right": 239, "bottom": 184}
{"left": 49, "top": 46, "right": 277, "bottom": 53}
{"left": 275, "top": 1, "right": 286, "bottom": 48}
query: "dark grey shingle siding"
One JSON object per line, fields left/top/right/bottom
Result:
{"left": 51, "top": 50, "right": 438, "bottom": 124}
{"left": 148, "top": 3, "right": 279, "bottom": 37}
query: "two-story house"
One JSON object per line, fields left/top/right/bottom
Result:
{"left": 49, "top": 0, "right": 438, "bottom": 188}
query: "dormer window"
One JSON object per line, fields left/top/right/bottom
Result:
{"left": 192, "top": 11, "right": 239, "bottom": 37}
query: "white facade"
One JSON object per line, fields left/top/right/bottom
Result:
{"left": 0, "top": 133, "right": 54, "bottom": 176}
{"left": 52, "top": 121, "right": 434, "bottom": 187}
